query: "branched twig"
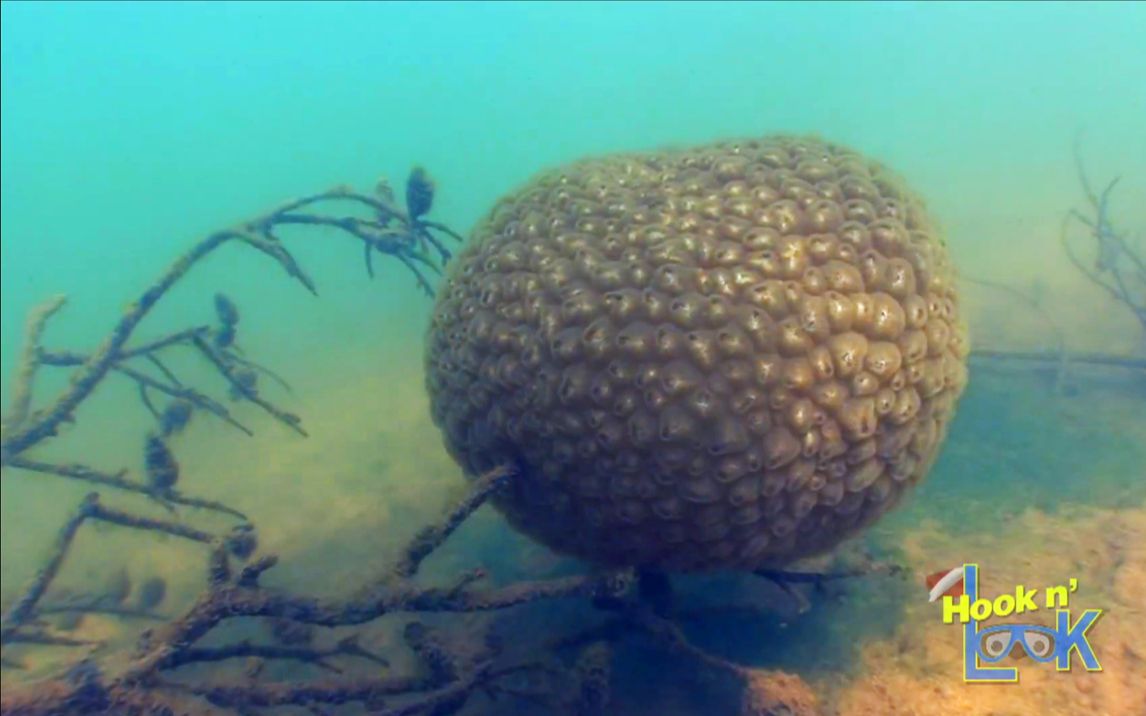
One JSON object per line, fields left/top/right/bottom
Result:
{"left": 126, "top": 562, "right": 629, "bottom": 680}
{"left": 1063, "top": 133, "right": 1146, "bottom": 333}
{"left": 0, "top": 493, "right": 228, "bottom": 644}
{"left": 1, "top": 230, "right": 237, "bottom": 462}
{"left": 36, "top": 349, "right": 256, "bottom": 436}
{"left": 0, "top": 494, "right": 95, "bottom": 638}
{"left": 0, "top": 180, "right": 460, "bottom": 466}
{"left": 968, "top": 137, "right": 1145, "bottom": 388}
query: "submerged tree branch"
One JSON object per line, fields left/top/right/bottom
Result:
{"left": 1063, "top": 133, "right": 1146, "bottom": 333}
{"left": 0, "top": 179, "right": 460, "bottom": 466}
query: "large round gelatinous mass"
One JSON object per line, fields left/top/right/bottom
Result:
{"left": 425, "top": 135, "right": 968, "bottom": 571}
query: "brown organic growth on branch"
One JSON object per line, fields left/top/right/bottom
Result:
{"left": 426, "top": 135, "right": 970, "bottom": 570}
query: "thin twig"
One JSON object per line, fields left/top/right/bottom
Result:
{"left": 1, "top": 492, "right": 225, "bottom": 643}
{"left": 4, "top": 457, "right": 248, "bottom": 520}
{"left": 162, "top": 639, "right": 390, "bottom": 674}
{"left": 0, "top": 494, "right": 95, "bottom": 638}
{"left": 191, "top": 335, "right": 306, "bottom": 437}
{"left": 392, "top": 465, "right": 516, "bottom": 579}
{"left": 3, "top": 295, "right": 67, "bottom": 430}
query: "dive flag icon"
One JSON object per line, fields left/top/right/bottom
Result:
{"left": 926, "top": 566, "right": 965, "bottom": 602}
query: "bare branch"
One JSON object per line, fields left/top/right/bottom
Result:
{"left": 1065, "top": 137, "right": 1146, "bottom": 334}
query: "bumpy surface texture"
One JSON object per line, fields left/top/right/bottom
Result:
{"left": 425, "top": 135, "right": 968, "bottom": 571}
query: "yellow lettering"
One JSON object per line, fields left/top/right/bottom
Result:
{"left": 970, "top": 598, "right": 992, "bottom": 621}
{"left": 943, "top": 594, "right": 970, "bottom": 624}
{"left": 1045, "top": 585, "right": 1070, "bottom": 609}
{"left": 993, "top": 593, "right": 1015, "bottom": 617}
{"left": 1016, "top": 585, "right": 1039, "bottom": 613}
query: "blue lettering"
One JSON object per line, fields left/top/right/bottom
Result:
{"left": 962, "top": 564, "right": 1017, "bottom": 682}
{"left": 1055, "top": 609, "right": 1102, "bottom": 671}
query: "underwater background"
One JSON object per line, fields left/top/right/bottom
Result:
{"left": 2, "top": 2, "right": 1145, "bottom": 714}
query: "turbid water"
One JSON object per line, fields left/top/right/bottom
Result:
{"left": 2, "top": 3, "right": 1144, "bottom": 715}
